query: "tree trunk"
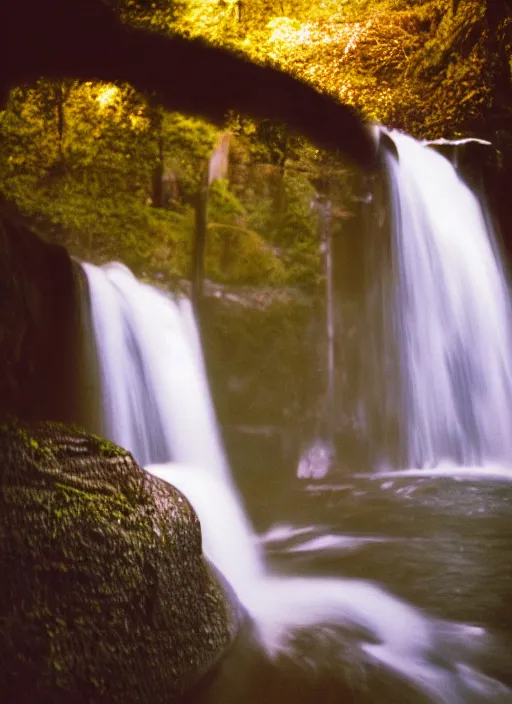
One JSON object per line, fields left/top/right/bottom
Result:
{"left": 53, "top": 82, "right": 66, "bottom": 162}
{"left": 192, "top": 166, "right": 209, "bottom": 308}
{"left": 151, "top": 107, "right": 165, "bottom": 208}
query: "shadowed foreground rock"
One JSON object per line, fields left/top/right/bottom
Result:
{"left": 0, "top": 421, "right": 240, "bottom": 704}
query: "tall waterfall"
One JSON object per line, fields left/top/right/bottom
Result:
{"left": 383, "top": 131, "right": 512, "bottom": 468}
{"left": 82, "top": 262, "right": 229, "bottom": 474}
{"left": 82, "top": 261, "right": 264, "bottom": 597}
{"left": 81, "top": 260, "right": 509, "bottom": 703}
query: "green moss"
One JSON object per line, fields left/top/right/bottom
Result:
{"left": 89, "top": 433, "right": 130, "bottom": 458}
{"left": 1, "top": 422, "right": 57, "bottom": 461}
{"left": 0, "top": 420, "right": 238, "bottom": 703}
{"left": 53, "top": 481, "right": 137, "bottom": 529}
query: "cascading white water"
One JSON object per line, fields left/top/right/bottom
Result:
{"left": 82, "top": 261, "right": 263, "bottom": 594}
{"left": 82, "top": 262, "right": 231, "bottom": 473}
{"left": 149, "top": 460, "right": 512, "bottom": 703}
{"left": 384, "top": 131, "right": 512, "bottom": 468}
{"left": 82, "top": 260, "right": 509, "bottom": 703}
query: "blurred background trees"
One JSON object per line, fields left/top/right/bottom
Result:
{"left": 1, "top": 0, "right": 510, "bottom": 285}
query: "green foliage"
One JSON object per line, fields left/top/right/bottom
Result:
{"left": 1, "top": 0, "right": 507, "bottom": 291}
{"left": 205, "top": 223, "right": 288, "bottom": 285}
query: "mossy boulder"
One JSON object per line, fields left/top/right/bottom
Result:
{"left": 0, "top": 421, "right": 240, "bottom": 704}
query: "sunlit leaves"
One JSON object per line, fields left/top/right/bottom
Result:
{"left": 96, "top": 85, "right": 120, "bottom": 109}
{"left": 0, "top": 0, "right": 505, "bottom": 289}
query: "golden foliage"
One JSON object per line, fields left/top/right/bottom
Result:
{"left": 169, "top": 0, "right": 503, "bottom": 138}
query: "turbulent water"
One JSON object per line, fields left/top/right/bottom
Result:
{"left": 384, "top": 131, "right": 512, "bottom": 468}
{"left": 82, "top": 256, "right": 511, "bottom": 702}
{"left": 148, "top": 461, "right": 511, "bottom": 703}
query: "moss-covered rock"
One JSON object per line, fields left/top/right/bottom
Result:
{"left": 0, "top": 420, "right": 240, "bottom": 704}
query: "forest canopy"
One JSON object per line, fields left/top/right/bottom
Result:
{"left": 1, "top": 0, "right": 510, "bottom": 286}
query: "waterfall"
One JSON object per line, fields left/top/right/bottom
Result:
{"left": 382, "top": 131, "right": 512, "bottom": 468}
{"left": 82, "top": 262, "right": 229, "bottom": 474}
{"left": 82, "top": 261, "right": 264, "bottom": 596}
{"left": 81, "top": 260, "right": 509, "bottom": 702}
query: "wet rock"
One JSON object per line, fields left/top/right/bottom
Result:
{"left": 0, "top": 201, "right": 80, "bottom": 425}
{"left": 0, "top": 420, "right": 240, "bottom": 704}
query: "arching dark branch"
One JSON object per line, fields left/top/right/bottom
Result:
{"left": 3, "top": 0, "right": 375, "bottom": 169}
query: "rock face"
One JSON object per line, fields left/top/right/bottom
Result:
{"left": 0, "top": 201, "right": 80, "bottom": 425}
{"left": 0, "top": 421, "right": 240, "bottom": 704}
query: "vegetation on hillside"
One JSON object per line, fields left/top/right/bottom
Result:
{"left": 1, "top": 0, "right": 510, "bottom": 285}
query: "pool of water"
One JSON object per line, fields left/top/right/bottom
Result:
{"left": 180, "top": 470, "right": 512, "bottom": 703}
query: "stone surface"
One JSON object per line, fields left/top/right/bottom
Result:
{"left": 0, "top": 201, "right": 79, "bottom": 425}
{"left": 0, "top": 421, "right": 239, "bottom": 704}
